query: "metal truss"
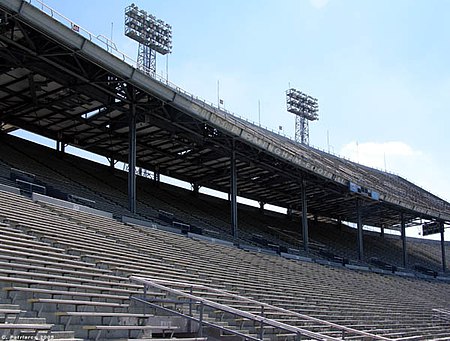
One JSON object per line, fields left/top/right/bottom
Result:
{"left": 0, "top": 3, "right": 448, "bottom": 229}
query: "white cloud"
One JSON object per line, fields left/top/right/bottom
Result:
{"left": 309, "top": 0, "right": 330, "bottom": 10}
{"left": 339, "top": 140, "right": 450, "bottom": 202}
{"left": 340, "top": 141, "right": 420, "bottom": 170}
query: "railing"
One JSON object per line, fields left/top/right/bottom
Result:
{"left": 15, "top": 179, "right": 46, "bottom": 195}
{"left": 25, "top": 0, "right": 128, "bottom": 63}
{"left": 10, "top": 167, "right": 36, "bottom": 181}
{"left": 130, "top": 276, "right": 392, "bottom": 341}
{"left": 67, "top": 194, "right": 96, "bottom": 205}
{"left": 432, "top": 308, "right": 450, "bottom": 322}
{"left": 18, "top": 0, "right": 341, "bottom": 155}
{"left": 131, "top": 295, "right": 263, "bottom": 341}
{"left": 130, "top": 276, "right": 340, "bottom": 341}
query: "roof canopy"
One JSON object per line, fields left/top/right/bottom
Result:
{"left": 0, "top": 0, "right": 449, "bottom": 229}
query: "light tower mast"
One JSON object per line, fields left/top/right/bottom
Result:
{"left": 124, "top": 3, "right": 172, "bottom": 76}
{"left": 286, "top": 88, "right": 319, "bottom": 145}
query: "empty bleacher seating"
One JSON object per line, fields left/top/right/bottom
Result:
{"left": 0, "top": 134, "right": 449, "bottom": 340}
{"left": 1, "top": 134, "right": 448, "bottom": 273}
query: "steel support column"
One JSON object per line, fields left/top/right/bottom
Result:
{"left": 401, "top": 213, "right": 407, "bottom": 268}
{"left": 301, "top": 178, "right": 309, "bottom": 252}
{"left": 356, "top": 199, "right": 364, "bottom": 261}
{"left": 230, "top": 140, "right": 238, "bottom": 240}
{"left": 128, "top": 86, "right": 137, "bottom": 214}
{"left": 259, "top": 201, "right": 265, "bottom": 214}
{"left": 192, "top": 183, "right": 200, "bottom": 197}
{"left": 441, "top": 221, "right": 447, "bottom": 273}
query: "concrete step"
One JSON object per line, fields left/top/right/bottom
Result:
{"left": 5, "top": 316, "right": 47, "bottom": 324}
{"left": 50, "top": 330, "right": 82, "bottom": 340}
{"left": 0, "top": 303, "right": 22, "bottom": 310}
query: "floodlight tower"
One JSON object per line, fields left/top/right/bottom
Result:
{"left": 124, "top": 3, "right": 172, "bottom": 76}
{"left": 286, "top": 88, "right": 319, "bottom": 145}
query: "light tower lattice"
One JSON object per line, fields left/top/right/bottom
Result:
{"left": 286, "top": 88, "right": 319, "bottom": 145}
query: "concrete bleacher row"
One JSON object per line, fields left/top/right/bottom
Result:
{"left": 0, "top": 190, "right": 210, "bottom": 340}
{"left": 306, "top": 222, "right": 449, "bottom": 272}
{"left": 0, "top": 134, "right": 448, "bottom": 274}
{"left": 0, "top": 188, "right": 449, "bottom": 339}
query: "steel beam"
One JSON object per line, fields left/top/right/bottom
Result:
{"left": 128, "top": 86, "right": 137, "bottom": 213}
{"left": 441, "top": 221, "right": 447, "bottom": 273}
{"left": 356, "top": 199, "right": 364, "bottom": 261}
{"left": 1, "top": 1, "right": 449, "bottom": 227}
{"left": 301, "top": 178, "right": 309, "bottom": 252}
{"left": 230, "top": 139, "right": 238, "bottom": 240}
{"left": 401, "top": 213, "right": 407, "bottom": 268}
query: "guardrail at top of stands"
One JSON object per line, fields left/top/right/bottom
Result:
{"left": 22, "top": 0, "right": 324, "bottom": 150}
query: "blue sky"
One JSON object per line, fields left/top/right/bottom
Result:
{"left": 25, "top": 0, "right": 450, "bottom": 236}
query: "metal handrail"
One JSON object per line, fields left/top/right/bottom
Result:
{"left": 432, "top": 308, "right": 450, "bottom": 321}
{"left": 130, "top": 276, "right": 392, "bottom": 341}
{"left": 15, "top": 179, "right": 46, "bottom": 195}
{"left": 131, "top": 296, "right": 262, "bottom": 341}
{"left": 130, "top": 276, "right": 342, "bottom": 341}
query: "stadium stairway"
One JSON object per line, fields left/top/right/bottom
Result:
{"left": 0, "top": 188, "right": 449, "bottom": 340}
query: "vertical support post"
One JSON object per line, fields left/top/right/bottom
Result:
{"left": 259, "top": 201, "right": 265, "bottom": 215}
{"left": 230, "top": 139, "right": 238, "bottom": 240}
{"left": 301, "top": 178, "right": 309, "bottom": 253}
{"left": 259, "top": 305, "right": 265, "bottom": 340}
{"left": 188, "top": 286, "right": 193, "bottom": 333}
{"left": 380, "top": 224, "right": 385, "bottom": 237}
{"left": 128, "top": 86, "right": 137, "bottom": 214}
{"left": 108, "top": 157, "right": 116, "bottom": 174}
{"left": 401, "top": 213, "right": 407, "bottom": 268}
{"left": 198, "top": 302, "right": 204, "bottom": 337}
{"left": 192, "top": 183, "right": 199, "bottom": 197}
{"left": 143, "top": 284, "right": 147, "bottom": 316}
{"left": 440, "top": 221, "right": 447, "bottom": 273}
{"left": 287, "top": 208, "right": 293, "bottom": 221}
{"left": 356, "top": 199, "right": 364, "bottom": 261}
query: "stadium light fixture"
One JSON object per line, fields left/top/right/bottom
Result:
{"left": 286, "top": 88, "right": 319, "bottom": 145}
{"left": 125, "top": 3, "right": 172, "bottom": 75}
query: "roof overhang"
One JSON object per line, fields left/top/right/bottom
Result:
{"left": 0, "top": 0, "right": 449, "bottom": 229}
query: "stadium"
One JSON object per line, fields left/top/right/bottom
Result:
{"left": 0, "top": 0, "right": 449, "bottom": 340}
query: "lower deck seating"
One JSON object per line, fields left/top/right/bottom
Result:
{"left": 0, "top": 133, "right": 448, "bottom": 273}
{"left": 0, "top": 188, "right": 449, "bottom": 340}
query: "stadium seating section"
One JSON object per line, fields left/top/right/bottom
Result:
{"left": 0, "top": 133, "right": 449, "bottom": 340}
